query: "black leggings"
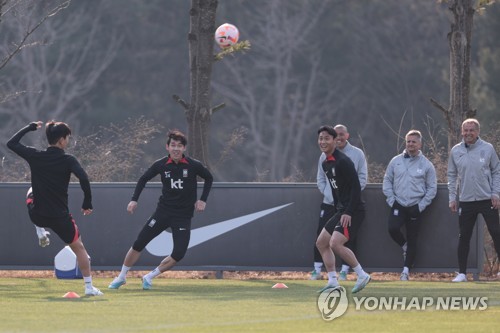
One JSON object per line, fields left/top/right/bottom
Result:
{"left": 387, "top": 204, "right": 420, "bottom": 268}
{"left": 458, "top": 200, "right": 500, "bottom": 274}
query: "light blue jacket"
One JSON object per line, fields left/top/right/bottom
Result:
{"left": 383, "top": 150, "right": 437, "bottom": 212}
{"left": 447, "top": 138, "right": 500, "bottom": 203}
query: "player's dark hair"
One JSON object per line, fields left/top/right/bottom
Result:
{"left": 167, "top": 129, "right": 187, "bottom": 146}
{"left": 46, "top": 121, "right": 72, "bottom": 145}
{"left": 317, "top": 125, "right": 337, "bottom": 139}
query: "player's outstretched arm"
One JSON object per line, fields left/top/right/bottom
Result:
{"left": 6, "top": 122, "right": 43, "bottom": 157}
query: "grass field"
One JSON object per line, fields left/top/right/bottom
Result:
{"left": 0, "top": 276, "right": 499, "bottom": 332}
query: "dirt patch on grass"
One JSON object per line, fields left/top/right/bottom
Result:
{"left": 0, "top": 270, "right": 498, "bottom": 281}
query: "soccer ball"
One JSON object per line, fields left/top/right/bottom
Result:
{"left": 215, "top": 23, "right": 239, "bottom": 48}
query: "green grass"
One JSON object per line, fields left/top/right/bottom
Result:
{"left": 0, "top": 277, "right": 499, "bottom": 332}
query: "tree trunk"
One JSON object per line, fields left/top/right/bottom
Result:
{"left": 187, "top": 0, "right": 217, "bottom": 166}
{"left": 447, "top": 0, "right": 476, "bottom": 148}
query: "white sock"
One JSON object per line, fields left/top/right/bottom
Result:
{"left": 353, "top": 264, "right": 367, "bottom": 278}
{"left": 145, "top": 267, "right": 161, "bottom": 280}
{"left": 402, "top": 242, "right": 408, "bottom": 252}
{"left": 35, "top": 226, "right": 46, "bottom": 237}
{"left": 84, "top": 276, "right": 92, "bottom": 289}
{"left": 341, "top": 264, "right": 350, "bottom": 273}
{"left": 314, "top": 262, "right": 323, "bottom": 273}
{"left": 402, "top": 267, "right": 409, "bottom": 274}
{"left": 327, "top": 271, "right": 339, "bottom": 285}
{"left": 118, "top": 265, "right": 131, "bottom": 280}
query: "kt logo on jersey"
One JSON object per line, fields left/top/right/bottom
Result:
{"left": 164, "top": 169, "right": 188, "bottom": 189}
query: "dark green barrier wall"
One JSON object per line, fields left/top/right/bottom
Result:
{"left": 0, "top": 183, "right": 483, "bottom": 274}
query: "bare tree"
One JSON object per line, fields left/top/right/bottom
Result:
{"left": 0, "top": 0, "right": 70, "bottom": 72}
{"left": 211, "top": 0, "right": 351, "bottom": 181}
{"left": 341, "top": 1, "right": 449, "bottom": 154}
{"left": 71, "top": 117, "right": 163, "bottom": 182}
{"left": 0, "top": 1, "right": 119, "bottom": 157}
{"left": 1, "top": 116, "right": 163, "bottom": 182}
{"left": 431, "top": 0, "right": 475, "bottom": 149}
{"left": 431, "top": 0, "right": 497, "bottom": 149}
{"left": 173, "top": 0, "right": 220, "bottom": 167}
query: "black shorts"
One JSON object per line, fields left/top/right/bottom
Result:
{"left": 324, "top": 208, "right": 365, "bottom": 241}
{"left": 26, "top": 189, "right": 79, "bottom": 244}
{"left": 28, "top": 210, "right": 79, "bottom": 244}
{"left": 317, "top": 203, "right": 336, "bottom": 236}
{"left": 132, "top": 209, "right": 191, "bottom": 254}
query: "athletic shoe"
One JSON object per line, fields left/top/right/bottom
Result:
{"left": 338, "top": 271, "right": 348, "bottom": 281}
{"left": 452, "top": 273, "right": 467, "bottom": 282}
{"left": 108, "top": 277, "right": 126, "bottom": 289}
{"left": 309, "top": 270, "right": 323, "bottom": 280}
{"left": 142, "top": 276, "right": 153, "bottom": 290}
{"left": 400, "top": 272, "right": 409, "bottom": 281}
{"left": 352, "top": 274, "right": 371, "bottom": 294}
{"left": 36, "top": 227, "right": 50, "bottom": 247}
{"left": 85, "top": 286, "right": 104, "bottom": 296}
{"left": 317, "top": 283, "right": 339, "bottom": 293}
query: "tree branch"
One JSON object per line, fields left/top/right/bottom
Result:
{"left": 214, "top": 40, "right": 251, "bottom": 61}
{"left": 0, "top": 1, "right": 70, "bottom": 71}
{"left": 429, "top": 97, "right": 448, "bottom": 114}
{"left": 172, "top": 94, "right": 190, "bottom": 110}
{"left": 210, "top": 102, "right": 225, "bottom": 115}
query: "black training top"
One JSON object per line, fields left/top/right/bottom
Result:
{"left": 7, "top": 123, "right": 92, "bottom": 218}
{"left": 321, "top": 148, "right": 362, "bottom": 216}
{"left": 131, "top": 155, "right": 213, "bottom": 218}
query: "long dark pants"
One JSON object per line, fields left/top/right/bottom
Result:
{"left": 388, "top": 204, "right": 420, "bottom": 269}
{"left": 458, "top": 200, "right": 500, "bottom": 274}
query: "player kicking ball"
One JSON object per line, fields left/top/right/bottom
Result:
{"left": 8, "top": 121, "right": 103, "bottom": 296}
{"left": 315, "top": 125, "right": 371, "bottom": 294}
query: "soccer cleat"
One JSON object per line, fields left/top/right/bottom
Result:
{"left": 85, "top": 286, "right": 104, "bottom": 296}
{"left": 338, "top": 271, "right": 348, "bottom": 281}
{"left": 142, "top": 276, "right": 153, "bottom": 290}
{"left": 352, "top": 274, "right": 371, "bottom": 293}
{"left": 35, "top": 227, "right": 50, "bottom": 247}
{"left": 400, "top": 272, "right": 409, "bottom": 281}
{"left": 108, "top": 277, "right": 126, "bottom": 289}
{"left": 317, "top": 283, "right": 339, "bottom": 293}
{"left": 309, "top": 270, "right": 323, "bottom": 280}
{"left": 452, "top": 273, "right": 467, "bottom": 282}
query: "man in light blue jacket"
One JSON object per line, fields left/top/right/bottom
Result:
{"left": 383, "top": 130, "right": 437, "bottom": 281}
{"left": 311, "top": 124, "right": 368, "bottom": 280}
{"left": 448, "top": 118, "right": 500, "bottom": 282}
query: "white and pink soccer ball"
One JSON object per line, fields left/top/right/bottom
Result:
{"left": 215, "top": 23, "right": 239, "bottom": 48}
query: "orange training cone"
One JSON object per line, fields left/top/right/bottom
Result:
{"left": 63, "top": 291, "right": 81, "bottom": 298}
{"left": 272, "top": 283, "right": 288, "bottom": 289}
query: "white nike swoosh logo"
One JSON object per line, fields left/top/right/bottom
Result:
{"left": 145, "top": 203, "right": 293, "bottom": 256}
